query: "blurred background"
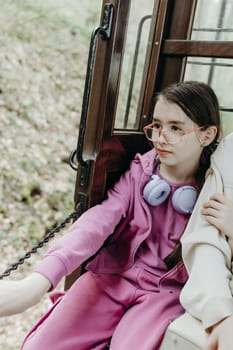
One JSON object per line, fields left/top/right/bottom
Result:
{"left": 0, "top": 1, "right": 100, "bottom": 348}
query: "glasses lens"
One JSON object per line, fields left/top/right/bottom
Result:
{"left": 164, "top": 131, "right": 180, "bottom": 144}
{"left": 144, "top": 128, "right": 180, "bottom": 144}
{"left": 144, "top": 128, "right": 156, "bottom": 141}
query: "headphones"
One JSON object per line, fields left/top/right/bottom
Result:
{"left": 143, "top": 174, "right": 197, "bottom": 214}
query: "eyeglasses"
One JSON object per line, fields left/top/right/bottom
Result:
{"left": 143, "top": 122, "right": 204, "bottom": 145}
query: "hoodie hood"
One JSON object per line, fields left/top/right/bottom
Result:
{"left": 133, "top": 148, "right": 157, "bottom": 176}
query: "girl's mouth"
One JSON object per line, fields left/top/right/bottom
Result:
{"left": 157, "top": 149, "right": 172, "bottom": 156}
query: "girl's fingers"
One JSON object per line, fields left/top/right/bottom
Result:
{"left": 209, "top": 193, "right": 233, "bottom": 207}
{"left": 202, "top": 199, "right": 223, "bottom": 211}
{"left": 209, "top": 192, "right": 225, "bottom": 203}
{"left": 202, "top": 215, "right": 220, "bottom": 228}
{"left": 202, "top": 207, "right": 220, "bottom": 218}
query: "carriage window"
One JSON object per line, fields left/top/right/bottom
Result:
{"left": 184, "top": 57, "right": 233, "bottom": 136}
{"left": 192, "top": 0, "right": 233, "bottom": 41}
{"left": 114, "top": 0, "right": 154, "bottom": 130}
{"left": 184, "top": 0, "right": 233, "bottom": 136}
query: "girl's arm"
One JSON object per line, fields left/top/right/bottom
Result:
{"left": 0, "top": 155, "right": 134, "bottom": 317}
{"left": 0, "top": 178, "right": 129, "bottom": 317}
{"left": 33, "top": 165, "right": 132, "bottom": 289}
{"left": 0, "top": 272, "right": 51, "bottom": 317}
{"left": 202, "top": 192, "right": 233, "bottom": 252}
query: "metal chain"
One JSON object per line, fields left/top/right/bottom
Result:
{"left": 0, "top": 203, "right": 82, "bottom": 279}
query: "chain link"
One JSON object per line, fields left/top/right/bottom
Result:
{"left": 0, "top": 203, "right": 82, "bottom": 279}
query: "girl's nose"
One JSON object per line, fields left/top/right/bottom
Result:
{"left": 157, "top": 131, "right": 168, "bottom": 144}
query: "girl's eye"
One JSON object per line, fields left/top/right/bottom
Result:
{"left": 153, "top": 122, "right": 161, "bottom": 130}
{"left": 171, "top": 125, "right": 182, "bottom": 132}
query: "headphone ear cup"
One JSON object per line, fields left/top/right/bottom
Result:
{"left": 172, "top": 186, "right": 197, "bottom": 214}
{"left": 143, "top": 175, "right": 171, "bottom": 206}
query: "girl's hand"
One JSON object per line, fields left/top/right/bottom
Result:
{"left": 203, "top": 316, "right": 233, "bottom": 350}
{"left": 0, "top": 272, "right": 51, "bottom": 317}
{"left": 201, "top": 193, "right": 233, "bottom": 241}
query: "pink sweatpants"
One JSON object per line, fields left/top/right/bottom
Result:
{"left": 21, "top": 265, "right": 186, "bottom": 350}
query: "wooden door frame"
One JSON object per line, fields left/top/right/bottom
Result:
{"left": 66, "top": 0, "right": 233, "bottom": 289}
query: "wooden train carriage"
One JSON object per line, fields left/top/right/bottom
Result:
{"left": 66, "top": 0, "right": 233, "bottom": 348}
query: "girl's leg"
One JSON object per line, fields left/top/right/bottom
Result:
{"left": 110, "top": 289, "right": 184, "bottom": 350}
{"left": 21, "top": 272, "right": 134, "bottom": 350}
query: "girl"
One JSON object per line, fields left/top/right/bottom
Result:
{"left": 0, "top": 81, "right": 219, "bottom": 350}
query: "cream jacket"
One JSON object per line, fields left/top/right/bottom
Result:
{"left": 180, "top": 132, "right": 233, "bottom": 330}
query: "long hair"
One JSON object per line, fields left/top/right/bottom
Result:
{"left": 156, "top": 81, "right": 222, "bottom": 268}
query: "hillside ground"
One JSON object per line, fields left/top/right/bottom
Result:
{"left": 0, "top": 1, "right": 100, "bottom": 348}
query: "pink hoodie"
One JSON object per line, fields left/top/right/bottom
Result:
{"left": 35, "top": 148, "right": 188, "bottom": 289}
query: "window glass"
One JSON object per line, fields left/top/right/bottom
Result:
{"left": 192, "top": 0, "right": 233, "bottom": 41}
{"left": 114, "top": 0, "right": 154, "bottom": 130}
{"left": 184, "top": 57, "right": 233, "bottom": 136}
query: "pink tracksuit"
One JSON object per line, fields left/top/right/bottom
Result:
{"left": 21, "top": 149, "right": 195, "bottom": 350}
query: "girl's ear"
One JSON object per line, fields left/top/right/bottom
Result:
{"left": 201, "top": 126, "right": 217, "bottom": 146}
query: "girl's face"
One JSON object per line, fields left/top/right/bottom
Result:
{"left": 152, "top": 97, "right": 207, "bottom": 182}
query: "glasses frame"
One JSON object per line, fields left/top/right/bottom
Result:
{"left": 143, "top": 122, "right": 205, "bottom": 145}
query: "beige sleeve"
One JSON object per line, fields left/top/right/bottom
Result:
{"left": 180, "top": 136, "right": 233, "bottom": 329}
